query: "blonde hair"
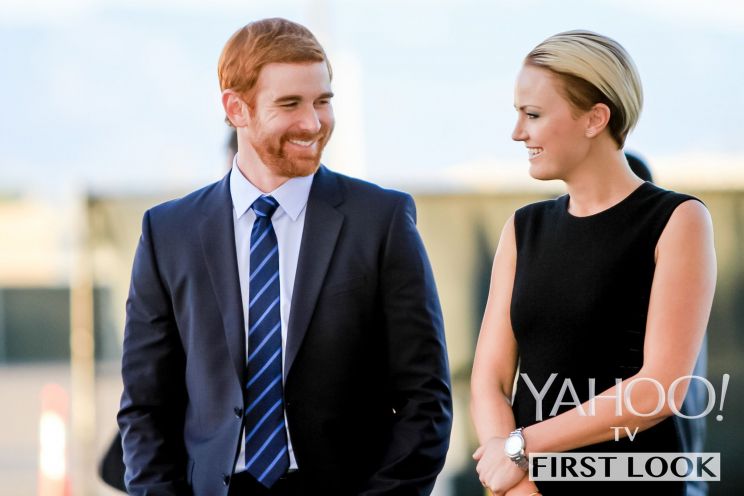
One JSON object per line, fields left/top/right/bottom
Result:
{"left": 525, "top": 30, "right": 642, "bottom": 148}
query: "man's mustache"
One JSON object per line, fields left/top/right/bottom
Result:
{"left": 283, "top": 128, "right": 331, "bottom": 143}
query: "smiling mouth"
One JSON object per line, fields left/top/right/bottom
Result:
{"left": 527, "top": 147, "right": 544, "bottom": 159}
{"left": 288, "top": 139, "right": 317, "bottom": 148}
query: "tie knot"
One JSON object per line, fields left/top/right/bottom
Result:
{"left": 251, "top": 195, "right": 279, "bottom": 219}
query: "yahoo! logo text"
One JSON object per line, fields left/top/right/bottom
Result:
{"left": 521, "top": 373, "right": 730, "bottom": 421}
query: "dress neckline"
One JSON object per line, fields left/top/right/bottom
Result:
{"left": 562, "top": 181, "right": 651, "bottom": 220}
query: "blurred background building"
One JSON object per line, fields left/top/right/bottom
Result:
{"left": 1, "top": 0, "right": 743, "bottom": 494}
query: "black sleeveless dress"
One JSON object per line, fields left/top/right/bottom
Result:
{"left": 511, "top": 182, "right": 700, "bottom": 495}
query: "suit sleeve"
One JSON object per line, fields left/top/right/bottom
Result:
{"left": 360, "top": 194, "right": 453, "bottom": 495}
{"left": 117, "top": 210, "right": 191, "bottom": 495}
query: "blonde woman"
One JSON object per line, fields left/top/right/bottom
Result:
{"left": 470, "top": 31, "right": 716, "bottom": 495}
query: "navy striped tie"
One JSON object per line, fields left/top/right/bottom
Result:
{"left": 244, "top": 195, "right": 289, "bottom": 487}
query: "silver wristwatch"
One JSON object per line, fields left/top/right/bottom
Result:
{"left": 504, "top": 427, "right": 529, "bottom": 471}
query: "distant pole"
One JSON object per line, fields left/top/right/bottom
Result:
{"left": 38, "top": 383, "right": 71, "bottom": 496}
{"left": 69, "top": 192, "right": 96, "bottom": 495}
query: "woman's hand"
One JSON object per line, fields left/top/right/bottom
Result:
{"left": 473, "top": 437, "right": 525, "bottom": 495}
{"left": 503, "top": 475, "right": 539, "bottom": 496}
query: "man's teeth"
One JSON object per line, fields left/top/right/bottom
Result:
{"left": 289, "top": 139, "right": 315, "bottom": 147}
{"left": 528, "top": 147, "right": 543, "bottom": 158}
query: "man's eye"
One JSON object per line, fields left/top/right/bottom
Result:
{"left": 526, "top": 113, "right": 539, "bottom": 119}
{"left": 316, "top": 99, "right": 330, "bottom": 106}
{"left": 281, "top": 102, "right": 298, "bottom": 108}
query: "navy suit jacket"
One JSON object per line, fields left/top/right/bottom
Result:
{"left": 118, "top": 166, "right": 452, "bottom": 495}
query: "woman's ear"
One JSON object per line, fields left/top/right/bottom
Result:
{"left": 585, "top": 102, "right": 610, "bottom": 138}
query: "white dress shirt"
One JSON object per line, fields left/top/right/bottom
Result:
{"left": 230, "top": 155, "right": 313, "bottom": 472}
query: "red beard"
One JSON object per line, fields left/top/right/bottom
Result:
{"left": 251, "top": 126, "right": 334, "bottom": 178}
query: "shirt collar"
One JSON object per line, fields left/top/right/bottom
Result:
{"left": 229, "top": 154, "right": 314, "bottom": 221}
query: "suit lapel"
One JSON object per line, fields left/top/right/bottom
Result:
{"left": 285, "top": 166, "right": 344, "bottom": 379}
{"left": 198, "top": 172, "right": 246, "bottom": 383}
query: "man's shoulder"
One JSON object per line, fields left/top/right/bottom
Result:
{"left": 321, "top": 166, "right": 411, "bottom": 205}
{"left": 146, "top": 175, "right": 228, "bottom": 224}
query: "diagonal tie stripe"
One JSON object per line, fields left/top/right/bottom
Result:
{"left": 247, "top": 321, "right": 281, "bottom": 362}
{"left": 245, "top": 423, "right": 285, "bottom": 469}
{"left": 245, "top": 375, "right": 282, "bottom": 415}
{"left": 248, "top": 296, "right": 280, "bottom": 334}
{"left": 249, "top": 270, "right": 280, "bottom": 308}
{"left": 244, "top": 399, "right": 283, "bottom": 443}
{"left": 244, "top": 195, "right": 289, "bottom": 488}
{"left": 250, "top": 224, "right": 274, "bottom": 252}
{"left": 246, "top": 348, "right": 282, "bottom": 388}
{"left": 260, "top": 446, "right": 289, "bottom": 481}
{"left": 249, "top": 245, "right": 279, "bottom": 282}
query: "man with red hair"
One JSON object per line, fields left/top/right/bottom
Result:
{"left": 118, "top": 18, "right": 452, "bottom": 496}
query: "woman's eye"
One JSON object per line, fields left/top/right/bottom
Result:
{"left": 526, "top": 113, "right": 539, "bottom": 119}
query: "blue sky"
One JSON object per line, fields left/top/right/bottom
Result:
{"left": 1, "top": 0, "right": 743, "bottom": 193}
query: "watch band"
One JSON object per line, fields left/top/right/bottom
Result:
{"left": 513, "top": 452, "right": 530, "bottom": 471}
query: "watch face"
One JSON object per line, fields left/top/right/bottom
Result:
{"left": 505, "top": 435, "right": 523, "bottom": 456}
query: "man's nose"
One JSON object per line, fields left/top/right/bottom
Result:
{"left": 297, "top": 105, "right": 321, "bottom": 133}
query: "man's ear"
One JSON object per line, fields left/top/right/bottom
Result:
{"left": 222, "top": 90, "right": 250, "bottom": 127}
{"left": 585, "top": 102, "right": 611, "bottom": 138}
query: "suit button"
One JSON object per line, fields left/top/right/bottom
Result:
{"left": 222, "top": 474, "right": 230, "bottom": 486}
{"left": 234, "top": 406, "right": 243, "bottom": 418}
